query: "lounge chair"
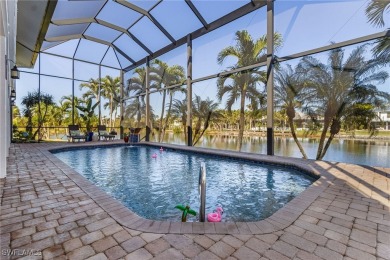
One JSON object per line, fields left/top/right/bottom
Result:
{"left": 98, "top": 125, "right": 116, "bottom": 141}
{"left": 67, "top": 125, "right": 86, "bottom": 142}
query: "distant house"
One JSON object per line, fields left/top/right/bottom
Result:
{"left": 373, "top": 110, "right": 390, "bottom": 130}
{"left": 294, "top": 111, "right": 324, "bottom": 130}
{"left": 294, "top": 109, "right": 390, "bottom": 131}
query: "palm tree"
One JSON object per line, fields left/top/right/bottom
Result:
{"left": 210, "top": 109, "right": 227, "bottom": 131}
{"left": 171, "top": 98, "right": 188, "bottom": 142}
{"left": 126, "top": 68, "right": 147, "bottom": 128}
{"left": 151, "top": 59, "right": 185, "bottom": 142}
{"left": 365, "top": 0, "right": 390, "bottom": 58}
{"left": 21, "top": 91, "right": 55, "bottom": 141}
{"left": 42, "top": 100, "right": 70, "bottom": 139}
{"left": 61, "top": 95, "right": 83, "bottom": 125}
{"left": 246, "top": 103, "right": 265, "bottom": 131}
{"left": 123, "top": 99, "right": 155, "bottom": 130}
{"left": 126, "top": 67, "right": 160, "bottom": 131}
{"left": 217, "top": 71, "right": 266, "bottom": 151}
{"left": 274, "top": 64, "right": 316, "bottom": 158}
{"left": 80, "top": 78, "right": 102, "bottom": 123}
{"left": 21, "top": 91, "right": 39, "bottom": 136}
{"left": 170, "top": 96, "right": 221, "bottom": 145}
{"left": 342, "top": 103, "right": 379, "bottom": 134}
{"left": 366, "top": 0, "right": 390, "bottom": 27}
{"left": 217, "top": 30, "right": 282, "bottom": 151}
{"left": 298, "top": 45, "right": 389, "bottom": 160}
{"left": 48, "top": 102, "right": 63, "bottom": 127}
{"left": 102, "top": 76, "right": 121, "bottom": 128}
{"left": 126, "top": 68, "right": 147, "bottom": 98}
{"left": 55, "top": 100, "right": 72, "bottom": 126}
{"left": 124, "top": 98, "right": 145, "bottom": 128}
{"left": 192, "top": 95, "right": 221, "bottom": 146}
{"left": 36, "top": 94, "right": 55, "bottom": 141}
{"left": 219, "top": 109, "right": 240, "bottom": 131}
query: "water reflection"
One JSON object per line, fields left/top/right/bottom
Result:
{"left": 54, "top": 146, "right": 315, "bottom": 222}
{"left": 266, "top": 169, "right": 275, "bottom": 190}
{"left": 161, "top": 134, "right": 390, "bottom": 167}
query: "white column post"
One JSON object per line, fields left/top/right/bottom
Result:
{"left": 0, "top": 36, "right": 8, "bottom": 178}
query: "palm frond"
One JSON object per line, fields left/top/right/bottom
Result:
{"left": 174, "top": 205, "right": 186, "bottom": 211}
{"left": 372, "top": 37, "right": 390, "bottom": 58}
{"left": 188, "top": 209, "right": 197, "bottom": 216}
{"left": 217, "top": 46, "right": 240, "bottom": 65}
{"left": 366, "top": 0, "right": 390, "bottom": 27}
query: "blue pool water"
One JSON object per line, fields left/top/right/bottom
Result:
{"left": 54, "top": 146, "right": 316, "bottom": 222}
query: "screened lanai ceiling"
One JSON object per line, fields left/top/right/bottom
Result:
{"left": 40, "top": 0, "right": 266, "bottom": 71}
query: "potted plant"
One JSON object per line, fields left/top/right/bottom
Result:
{"left": 123, "top": 133, "right": 129, "bottom": 143}
{"left": 76, "top": 99, "right": 100, "bottom": 141}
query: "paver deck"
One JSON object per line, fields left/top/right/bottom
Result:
{"left": 1, "top": 142, "right": 389, "bottom": 260}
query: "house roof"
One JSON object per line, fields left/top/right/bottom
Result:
{"left": 16, "top": 0, "right": 54, "bottom": 67}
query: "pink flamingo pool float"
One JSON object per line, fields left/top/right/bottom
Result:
{"left": 152, "top": 153, "right": 157, "bottom": 158}
{"left": 207, "top": 207, "right": 223, "bottom": 222}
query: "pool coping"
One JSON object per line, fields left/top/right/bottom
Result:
{"left": 43, "top": 141, "right": 336, "bottom": 235}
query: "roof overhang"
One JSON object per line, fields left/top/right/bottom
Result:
{"left": 16, "top": 0, "right": 57, "bottom": 68}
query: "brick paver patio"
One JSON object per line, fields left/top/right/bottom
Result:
{"left": 1, "top": 142, "right": 389, "bottom": 260}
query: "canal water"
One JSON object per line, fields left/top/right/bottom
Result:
{"left": 158, "top": 134, "right": 390, "bottom": 167}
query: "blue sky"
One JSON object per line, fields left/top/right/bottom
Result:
{"left": 148, "top": 0, "right": 389, "bottom": 114}
{"left": 17, "top": 0, "right": 389, "bottom": 117}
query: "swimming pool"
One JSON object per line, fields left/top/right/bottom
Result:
{"left": 53, "top": 145, "right": 317, "bottom": 222}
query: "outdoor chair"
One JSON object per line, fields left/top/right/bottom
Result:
{"left": 98, "top": 125, "right": 116, "bottom": 141}
{"left": 67, "top": 125, "right": 86, "bottom": 142}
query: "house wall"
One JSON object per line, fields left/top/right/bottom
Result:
{"left": 375, "top": 111, "right": 390, "bottom": 130}
{"left": 0, "top": 0, "right": 17, "bottom": 179}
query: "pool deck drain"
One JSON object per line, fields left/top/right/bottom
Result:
{"left": 1, "top": 141, "right": 389, "bottom": 260}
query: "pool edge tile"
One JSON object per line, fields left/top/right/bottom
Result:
{"left": 235, "top": 222, "right": 252, "bottom": 234}
{"left": 214, "top": 222, "right": 228, "bottom": 234}
{"left": 169, "top": 222, "right": 182, "bottom": 233}
{"left": 180, "top": 222, "right": 193, "bottom": 234}
{"left": 203, "top": 222, "right": 216, "bottom": 234}
{"left": 47, "top": 141, "right": 330, "bottom": 235}
{"left": 192, "top": 222, "right": 205, "bottom": 234}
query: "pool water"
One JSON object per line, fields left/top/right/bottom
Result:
{"left": 54, "top": 146, "right": 316, "bottom": 222}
